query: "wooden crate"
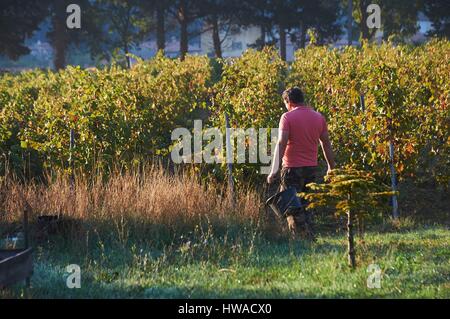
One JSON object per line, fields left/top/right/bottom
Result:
{"left": 0, "top": 248, "right": 33, "bottom": 288}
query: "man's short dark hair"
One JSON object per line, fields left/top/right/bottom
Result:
{"left": 282, "top": 87, "right": 304, "bottom": 104}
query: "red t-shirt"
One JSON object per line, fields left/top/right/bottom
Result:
{"left": 279, "top": 105, "right": 328, "bottom": 168}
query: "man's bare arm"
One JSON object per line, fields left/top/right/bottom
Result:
{"left": 267, "top": 130, "right": 289, "bottom": 183}
{"left": 319, "top": 131, "right": 336, "bottom": 173}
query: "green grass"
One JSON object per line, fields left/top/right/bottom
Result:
{"left": 2, "top": 223, "right": 449, "bottom": 299}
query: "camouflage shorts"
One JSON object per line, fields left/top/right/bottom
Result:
{"left": 280, "top": 166, "right": 317, "bottom": 196}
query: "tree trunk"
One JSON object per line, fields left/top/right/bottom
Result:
{"left": 347, "top": 210, "right": 356, "bottom": 268}
{"left": 359, "top": 0, "right": 373, "bottom": 41}
{"left": 178, "top": 0, "right": 188, "bottom": 61}
{"left": 211, "top": 15, "right": 222, "bottom": 58}
{"left": 300, "top": 29, "right": 306, "bottom": 48}
{"left": 124, "top": 42, "right": 131, "bottom": 68}
{"left": 156, "top": 2, "right": 165, "bottom": 53}
{"left": 347, "top": 0, "right": 353, "bottom": 45}
{"left": 52, "top": 1, "right": 69, "bottom": 70}
{"left": 260, "top": 24, "right": 266, "bottom": 49}
{"left": 279, "top": 25, "right": 286, "bottom": 61}
{"left": 357, "top": 215, "right": 365, "bottom": 239}
{"left": 299, "top": 21, "right": 306, "bottom": 48}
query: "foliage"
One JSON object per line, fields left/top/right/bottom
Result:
{"left": 288, "top": 40, "right": 450, "bottom": 187}
{"left": 91, "top": 0, "right": 152, "bottom": 68}
{"left": 213, "top": 47, "right": 287, "bottom": 128}
{"left": 0, "top": 53, "right": 211, "bottom": 177}
{"left": 0, "top": 41, "right": 449, "bottom": 188}
{"left": 351, "top": 0, "right": 422, "bottom": 42}
{"left": 210, "top": 47, "right": 287, "bottom": 183}
{"left": 0, "top": 0, "right": 49, "bottom": 60}
{"left": 303, "top": 167, "right": 396, "bottom": 218}
{"left": 302, "top": 167, "right": 396, "bottom": 267}
{"left": 423, "top": 0, "right": 450, "bottom": 38}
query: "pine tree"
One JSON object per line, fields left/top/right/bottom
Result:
{"left": 302, "top": 167, "right": 396, "bottom": 268}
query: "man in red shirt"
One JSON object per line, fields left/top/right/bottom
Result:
{"left": 267, "top": 87, "right": 336, "bottom": 238}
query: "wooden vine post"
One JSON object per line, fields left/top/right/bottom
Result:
{"left": 69, "top": 128, "right": 75, "bottom": 192}
{"left": 224, "top": 113, "right": 235, "bottom": 205}
{"left": 388, "top": 135, "right": 399, "bottom": 219}
{"left": 360, "top": 95, "right": 399, "bottom": 219}
{"left": 347, "top": 194, "right": 356, "bottom": 268}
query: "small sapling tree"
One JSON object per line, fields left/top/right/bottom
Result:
{"left": 302, "top": 167, "right": 396, "bottom": 268}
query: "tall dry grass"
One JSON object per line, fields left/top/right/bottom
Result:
{"left": 0, "top": 165, "right": 265, "bottom": 243}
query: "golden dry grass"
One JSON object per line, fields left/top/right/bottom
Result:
{"left": 0, "top": 165, "right": 264, "bottom": 242}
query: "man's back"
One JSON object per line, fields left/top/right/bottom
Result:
{"left": 279, "top": 105, "right": 327, "bottom": 168}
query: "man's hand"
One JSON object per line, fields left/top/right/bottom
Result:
{"left": 267, "top": 173, "right": 277, "bottom": 184}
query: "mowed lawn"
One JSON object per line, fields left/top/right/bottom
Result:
{"left": 2, "top": 224, "right": 449, "bottom": 299}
